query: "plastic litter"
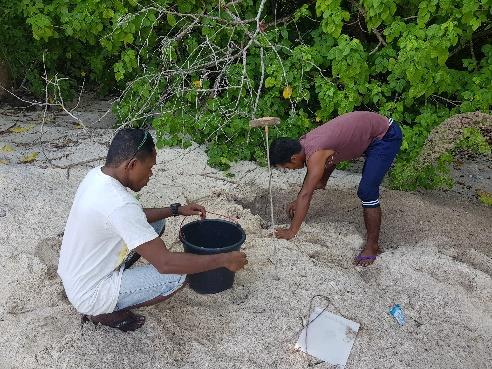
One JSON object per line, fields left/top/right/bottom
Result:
{"left": 389, "top": 304, "right": 406, "bottom": 326}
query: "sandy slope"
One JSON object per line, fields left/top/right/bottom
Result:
{"left": 0, "top": 110, "right": 491, "bottom": 369}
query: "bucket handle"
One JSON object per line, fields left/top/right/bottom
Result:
{"left": 178, "top": 211, "right": 240, "bottom": 241}
{"left": 207, "top": 210, "right": 240, "bottom": 223}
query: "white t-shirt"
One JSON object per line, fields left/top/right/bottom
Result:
{"left": 57, "top": 167, "right": 158, "bottom": 315}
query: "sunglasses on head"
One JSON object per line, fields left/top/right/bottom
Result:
{"left": 129, "top": 130, "right": 149, "bottom": 161}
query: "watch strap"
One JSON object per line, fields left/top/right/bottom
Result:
{"left": 170, "top": 203, "right": 181, "bottom": 216}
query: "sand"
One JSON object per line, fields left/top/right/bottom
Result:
{"left": 0, "top": 105, "right": 491, "bottom": 369}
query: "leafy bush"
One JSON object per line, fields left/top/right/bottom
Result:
{"left": 455, "top": 127, "right": 491, "bottom": 155}
{"left": 2, "top": 0, "right": 491, "bottom": 189}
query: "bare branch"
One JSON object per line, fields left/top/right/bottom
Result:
{"left": 252, "top": 47, "right": 265, "bottom": 118}
{"left": 350, "top": 0, "right": 387, "bottom": 46}
{"left": 369, "top": 40, "right": 382, "bottom": 55}
{"left": 372, "top": 28, "right": 387, "bottom": 46}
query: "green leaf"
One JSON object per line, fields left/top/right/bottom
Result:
{"left": 167, "top": 13, "right": 177, "bottom": 27}
{"left": 123, "top": 33, "right": 134, "bottom": 44}
{"left": 264, "top": 76, "right": 276, "bottom": 88}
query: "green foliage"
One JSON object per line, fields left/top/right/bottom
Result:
{"left": 392, "top": 105, "right": 451, "bottom": 174}
{"left": 390, "top": 123, "right": 491, "bottom": 191}
{"left": 1, "top": 0, "right": 161, "bottom": 95}
{"left": 477, "top": 191, "right": 492, "bottom": 206}
{"left": 336, "top": 161, "right": 352, "bottom": 170}
{"left": 316, "top": 0, "right": 350, "bottom": 38}
{"left": 455, "top": 127, "right": 491, "bottom": 155}
{"left": 2, "top": 0, "right": 491, "bottom": 189}
{"left": 390, "top": 152, "right": 454, "bottom": 190}
{"left": 0, "top": 2, "right": 41, "bottom": 84}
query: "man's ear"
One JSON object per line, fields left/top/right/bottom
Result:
{"left": 291, "top": 153, "right": 302, "bottom": 163}
{"left": 126, "top": 158, "right": 137, "bottom": 170}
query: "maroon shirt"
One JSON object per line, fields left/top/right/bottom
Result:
{"left": 300, "top": 111, "right": 390, "bottom": 165}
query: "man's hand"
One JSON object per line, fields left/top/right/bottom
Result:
{"left": 223, "top": 251, "right": 248, "bottom": 271}
{"left": 287, "top": 200, "right": 297, "bottom": 219}
{"left": 275, "top": 227, "right": 297, "bottom": 240}
{"left": 137, "top": 238, "right": 248, "bottom": 275}
{"left": 179, "top": 203, "right": 206, "bottom": 219}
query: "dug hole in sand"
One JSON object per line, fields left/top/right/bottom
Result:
{"left": 0, "top": 108, "right": 491, "bottom": 369}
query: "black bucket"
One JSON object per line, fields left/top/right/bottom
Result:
{"left": 180, "top": 219, "right": 246, "bottom": 294}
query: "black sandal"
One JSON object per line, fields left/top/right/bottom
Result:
{"left": 81, "top": 311, "right": 145, "bottom": 332}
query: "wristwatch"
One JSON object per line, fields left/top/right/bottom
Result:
{"left": 170, "top": 203, "right": 181, "bottom": 217}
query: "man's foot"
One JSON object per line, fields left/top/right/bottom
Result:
{"left": 81, "top": 310, "right": 145, "bottom": 332}
{"left": 353, "top": 244, "right": 379, "bottom": 267}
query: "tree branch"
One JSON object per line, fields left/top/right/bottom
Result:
{"left": 449, "top": 26, "right": 492, "bottom": 58}
{"left": 350, "top": 0, "right": 387, "bottom": 46}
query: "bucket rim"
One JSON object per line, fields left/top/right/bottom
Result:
{"left": 180, "top": 218, "right": 246, "bottom": 252}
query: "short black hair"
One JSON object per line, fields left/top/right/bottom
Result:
{"left": 105, "top": 128, "right": 155, "bottom": 167}
{"left": 269, "top": 138, "right": 302, "bottom": 166}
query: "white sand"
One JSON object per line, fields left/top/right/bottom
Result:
{"left": 0, "top": 109, "right": 491, "bottom": 369}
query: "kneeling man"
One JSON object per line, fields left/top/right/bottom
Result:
{"left": 58, "top": 129, "right": 247, "bottom": 331}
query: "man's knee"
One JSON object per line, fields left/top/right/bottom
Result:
{"left": 132, "top": 281, "right": 186, "bottom": 308}
{"left": 157, "top": 282, "right": 187, "bottom": 302}
{"left": 357, "top": 186, "right": 380, "bottom": 208}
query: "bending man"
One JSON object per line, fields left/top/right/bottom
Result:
{"left": 269, "top": 111, "right": 402, "bottom": 266}
{"left": 58, "top": 129, "right": 247, "bottom": 332}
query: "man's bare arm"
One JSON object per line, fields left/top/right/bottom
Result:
{"left": 135, "top": 237, "right": 247, "bottom": 274}
{"left": 289, "top": 152, "right": 330, "bottom": 232}
{"left": 142, "top": 208, "right": 173, "bottom": 223}
{"left": 143, "top": 203, "right": 205, "bottom": 223}
{"left": 317, "top": 164, "right": 336, "bottom": 189}
{"left": 277, "top": 149, "right": 335, "bottom": 239}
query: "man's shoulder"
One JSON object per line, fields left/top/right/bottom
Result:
{"left": 80, "top": 166, "right": 105, "bottom": 187}
{"left": 76, "top": 168, "right": 138, "bottom": 213}
{"left": 306, "top": 148, "right": 335, "bottom": 165}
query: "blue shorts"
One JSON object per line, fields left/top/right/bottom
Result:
{"left": 114, "top": 219, "right": 186, "bottom": 311}
{"left": 357, "top": 119, "right": 403, "bottom": 208}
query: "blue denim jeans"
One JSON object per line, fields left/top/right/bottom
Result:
{"left": 114, "top": 219, "right": 186, "bottom": 311}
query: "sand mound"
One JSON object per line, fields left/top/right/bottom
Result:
{"left": 417, "top": 111, "right": 492, "bottom": 167}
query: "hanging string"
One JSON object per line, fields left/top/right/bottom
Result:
{"left": 294, "top": 294, "right": 344, "bottom": 365}
{"left": 207, "top": 210, "right": 240, "bottom": 222}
